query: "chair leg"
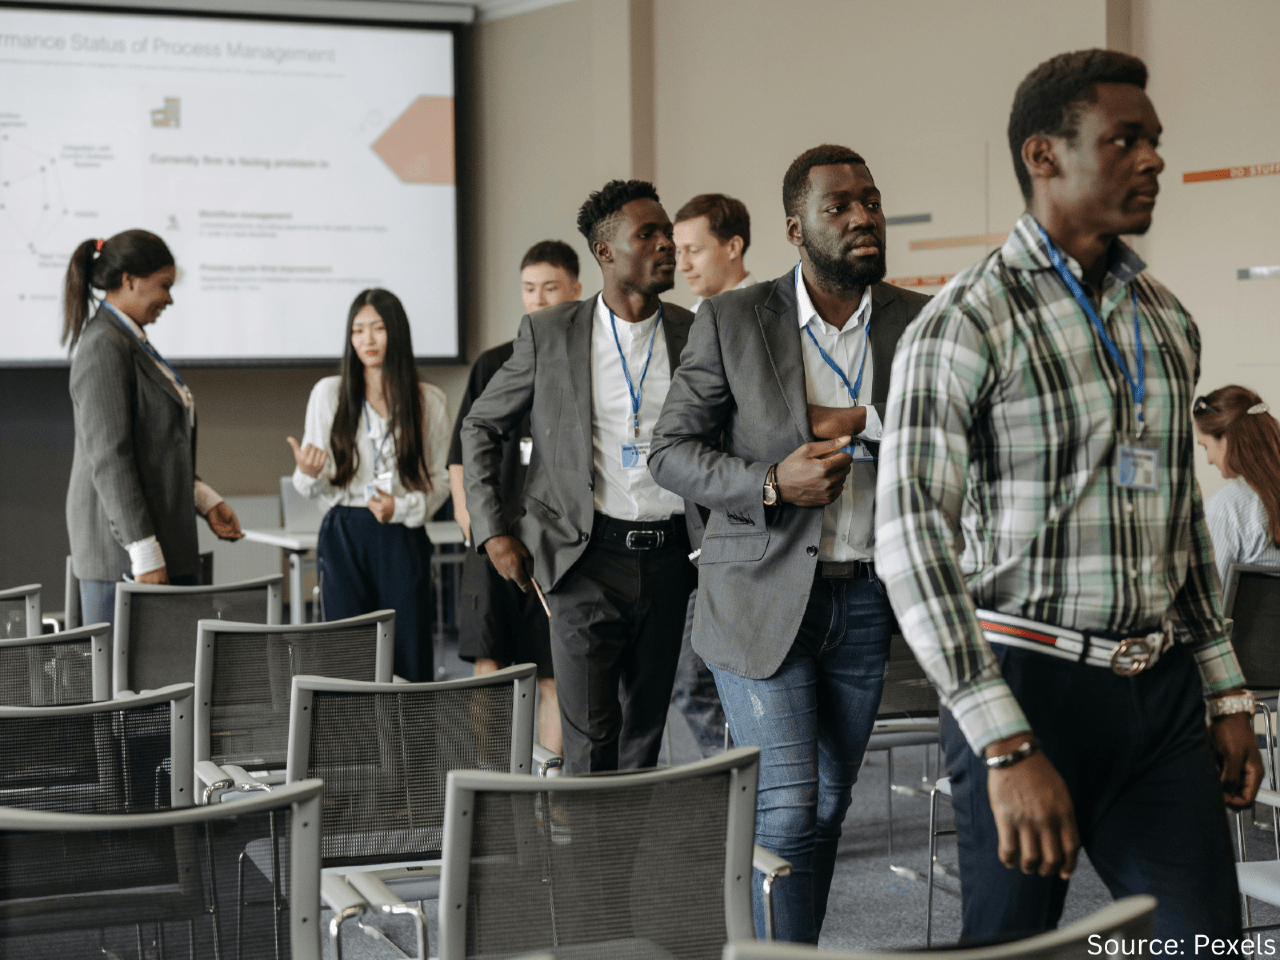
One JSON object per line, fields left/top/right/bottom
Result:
{"left": 886, "top": 748, "right": 894, "bottom": 856}
{"left": 926, "top": 784, "right": 939, "bottom": 948}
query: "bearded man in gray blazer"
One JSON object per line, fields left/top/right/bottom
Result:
{"left": 462, "top": 180, "right": 697, "bottom": 774}
{"left": 649, "top": 145, "right": 930, "bottom": 943}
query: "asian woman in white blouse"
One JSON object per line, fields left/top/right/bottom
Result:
{"left": 287, "top": 288, "right": 450, "bottom": 680}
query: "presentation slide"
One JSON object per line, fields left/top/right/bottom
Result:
{"left": 1, "top": 8, "right": 459, "bottom": 364}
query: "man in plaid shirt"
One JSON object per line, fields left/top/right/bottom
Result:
{"left": 876, "top": 49, "right": 1261, "bottom": 943}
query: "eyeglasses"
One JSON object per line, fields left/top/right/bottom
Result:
{"left": 1192, "top": 396, "right": 1218, "bottom": 415}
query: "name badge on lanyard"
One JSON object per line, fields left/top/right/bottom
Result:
{"left": 609, "top": 302, "right": 661, "bottom": 470}
{"left": 798, "top": 264, "right": 873, "bottom": 460}
{"left": 1033, "top": 223, "right": 1156, "bottom": 493}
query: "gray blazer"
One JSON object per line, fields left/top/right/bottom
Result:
{"left": 461, "top": 296, "right": 698, "bottom": 591}
{"left": 66, "top": 306, "right": 200, "bottom": 582}
{"left": 649, "top": 272, "right": 930, "bottom": 678}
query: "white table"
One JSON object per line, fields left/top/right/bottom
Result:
{"left": 241, "top": 521, "right": 467, "bottom": 677}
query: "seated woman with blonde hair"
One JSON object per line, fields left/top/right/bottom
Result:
{"left": 1193, "top": 384, "right": 1280, "bottom": 584}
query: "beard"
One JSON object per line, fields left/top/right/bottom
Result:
{"left": 805, "top": 234, "right": 887, "bottom": 292}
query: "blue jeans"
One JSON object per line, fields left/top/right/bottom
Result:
{"left": 672, "top": 587, "right": 730, "bottom": 757}
{"left": 709, "top": 573, "right": 893, "bottom": 943}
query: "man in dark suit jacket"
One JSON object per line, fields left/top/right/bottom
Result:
{"left": 462, "top": 180, "right": 697, "bottom": 774}
{"left": 650, "top": 145, "right": 930, "bottom": 943}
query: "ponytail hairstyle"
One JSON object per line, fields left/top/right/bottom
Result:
{"left": 62, "top": 230, "right": 175, "bottom": 350}
{"left": 329, "top": 288, "right": 431, "bottom": 493}
{"left": 1193, "top": 384, "right": 1280, "bottom": 544}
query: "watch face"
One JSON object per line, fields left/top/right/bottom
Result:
{"left": 764, "top": 486, "right": 777, "bottom": 506}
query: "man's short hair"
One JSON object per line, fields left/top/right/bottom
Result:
{"left": 674, "top": 194, "right": 751, "bottom": 255}
{"left": 782, "top": 145, "right": 867, "bottom": 219}
{"left": 1008, "top": 49, "right": 1148, "bottom": 201}
{"left": 520, "top": 239, "right": 580, "bottom": 279}
{"left": 576, "top": 179, "right": 661, "bottom": 250}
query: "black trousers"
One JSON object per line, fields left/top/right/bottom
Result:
{"left": 457, "top": 546, "right": 554, "bottom": 678}
{"left": 546, "top": 517, "right": 695, "bottom": 773}
{"left": 317, "top": 505, "right": 434, "bottom": 682}
{"left": 941, "top": 640, "right": 1241, "bottom": 945}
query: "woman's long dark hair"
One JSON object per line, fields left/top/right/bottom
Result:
{"left": 330, "top": 288, "right": 431, "bottom": 493}
{"left": 62, "top": 230, "right": 174, "bottom": 350}
{"left": 1194, "top": 384, "right": 1280, "bottom": 544}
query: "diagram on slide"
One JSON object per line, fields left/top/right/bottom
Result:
{"left": 0, "top": 128, "right": 71, "bottom": 257}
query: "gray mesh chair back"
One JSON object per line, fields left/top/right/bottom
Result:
{"left": 0, "top": 778, "right": 323, "bottom": 960}
{"left": 113, "top": 575, "right": 283, "bottom": 696}
{"left": 1222, "top": 562, "right": 1280, "bottom": 689}
{"left": 195, "top": 611, "right": 395, "bottom": 778}
{"left": 0, "top": 583, "right": 41, "bottom": 639}
{"left": 878, "top": 634, "right": 939, "bottom": 716}
{"left": 721, "top": 895, "right": 1156, "bottom": 959}
{"left": 0, "top": 683, "right": 194, "bottom": 813}
{"left": 287, "top": 664, "right": 537, "bottom": 867}
{"left": 0, "top": 621, "right": 111, "bottom": 706}
{"left": 437, "top": 746, "right": 760, "bottom": 960}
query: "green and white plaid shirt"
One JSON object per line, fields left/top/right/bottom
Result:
{"left": 875, "top": 213, "right": 1244, "bottom": 754}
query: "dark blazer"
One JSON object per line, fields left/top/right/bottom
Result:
{"left": 461, "top": 296, "right": 697, "bottom": 591}
{"left": 66, "top": 306, "right": 200, "bottom": 582}
{"left": 649, "top": 272, "right": 930, "bottom": 678}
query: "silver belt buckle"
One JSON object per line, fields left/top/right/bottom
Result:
{"left": 625, "top": 529, "right": 664, "bottom": 550}
{"left": 1109, "top": 636, "right": 1153, "bottom": 677}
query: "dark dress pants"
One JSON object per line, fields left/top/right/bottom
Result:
{"left": 546, "top": 523, "right": 695, "bottom": 774}
{"left": 317, "top": 505, "right": 434, "bottom": 682}
{"left": 941, "top": 641, "right": 1241, "bottom": 945}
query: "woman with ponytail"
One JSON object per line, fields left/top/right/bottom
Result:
{"left": 1192, "top": 384, "right": 1280, "bottom": 583}
{"left": 63, "top": 230, "right": 242, "bottom": 628}
{"left": 287, "top": 288, "right": 450, "bottom": 680}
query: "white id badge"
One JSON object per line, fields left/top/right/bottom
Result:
{"left": 844, "top": 442, "right": 875, "bottom": 462}
{"left": 520, "top": 437, "right": 533, "bottom": 465}
{"left": 364, "top": 471, "right": 394, "bottom": 500}
{"left": 620, "top": 441, "right": 651, "bottom": 469}
{"left": 1116, "top": 440, "right": 1158, "bottom": 491}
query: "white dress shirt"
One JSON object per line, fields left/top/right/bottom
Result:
{"left": 293, "top": 375, "right": 451, "bottom": 526}
{"left": 100, "top": 301, "right": 222, "bottom": 576}
{"left": 590, "top": 294, "right": 684, "bottom": 521}
{"left": 690, "top": 272, "right": 755, "bottom": 313}
{"left": 795, "top": 268, "right": 882, "bottom": 562}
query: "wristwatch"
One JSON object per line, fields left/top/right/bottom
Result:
{"left": 763, "top": 464, "right": 779, "bottom": 506}
{"left": 1207, "top": 691, "right": 1256, "bottom": 720}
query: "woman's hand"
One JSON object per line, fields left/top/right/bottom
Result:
{"left": 368, "top": 489, "right": 396, "bottom": 523}
{"left": 286, "top": 436, "right": 328, "bottom": 478}
{"left": 205, "top": 501, "right": 244, "bottom": 540}
{"left": 137, "top": 566, "right": 169, "bottom": 585}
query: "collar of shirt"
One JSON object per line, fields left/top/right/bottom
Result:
{"left": 595, "top": 293, "right": 659, "bottom": 345}
{"left": 101, "top": 301, "right": 148, "bottom": 342}
{"left": 1002, "top": 212, "right": 1147, "bottom": 287}
{"left": 795, "top": 267, "right": 873, "bottom": 334}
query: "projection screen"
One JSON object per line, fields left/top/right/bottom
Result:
{"left": 1, "top": 6, "right": 460, "bottom": 364}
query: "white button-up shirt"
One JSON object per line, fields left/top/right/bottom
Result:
{"left": 796, "top": 268, "right": 881, "bottom": 562}
{"left": 590, "top": 294, "right": 684, "bottom": 521}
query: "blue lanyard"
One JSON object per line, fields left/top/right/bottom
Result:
{"left": 796, "top": 263, "right": 871, "bottom": 406}
{"left": 364, "top": 401, "right": 394, "bottom": 472}
{"left": 607, "top": 302, "right": 662, "bottom": 439}
{"left": 1032, "top": 221, "right": 1145, "bottom": 437}
{"left": 101, "top": 302, "right": 186, "bottom": 388}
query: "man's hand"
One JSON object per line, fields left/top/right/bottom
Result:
{"left": 205, "top": 502, "right": 243, "bottom": 540}
{"left": 137, "top": 566, "right": 169, "bottom": 585}
{"left": 775, "top": 436, "right": 854, "bottom": 506}
{"left": 286, "top": 437, "right": 328, "bottom": 478}
{"left": 367, "top": 490, "right": 396, "bottom": 524}
{"left": 985, "top": 736, "right": 1080, "bottom": 879}
{"left": 484, "top": 534, "right": 534, "bottom": 592}
{"left": 1210, "top": 710, "right": 1265, "bottom": 808}
{"left": 808, "top": 404, "right": 867, "bottom": 441}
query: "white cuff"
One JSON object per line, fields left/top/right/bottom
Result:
{"left": 126, "top": 536, "right": 166, "bottom": 576}
{"left": 858, "top": 405, "right": 884, "bottom": 442}
{"left": 193, "top": 480, "right": 224, "bottom": 516}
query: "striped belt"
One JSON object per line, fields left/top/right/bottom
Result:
{"left": 976, "top": 609, "right": 1176, "bottom": 677}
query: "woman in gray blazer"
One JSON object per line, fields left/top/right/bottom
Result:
{"left": 62, "top": 230, "right": 242, "bottom": 627}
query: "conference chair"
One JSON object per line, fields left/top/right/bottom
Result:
{"left": 721, "top": 895, "right": 1157, "bottom": 959}
{"left": 0, "top": 621, "right": 111, "bottom": 705}
{"left": 113, "top": 574, "right": 283, "bottom": 697}
{"left": 1235, "top": 788, "right": 1280, "bottom": 932}
{"left": 283, "top": 665, "right": 538, "bottom": 958}
{"left": 192, "top": 611, "right": 395, "bottom": 802}
{"left": 0, "top": 683, "right": 194, "bottom": 813}
{"left": 64, "top": 556, "right": 80, "bottom": 630}
{"left": 436, "top": 746, "right": 776, "bottom": 960}
{"left": 0, "top": 778, "right": 326, "bottom": 960}
{"left": 0, "top": 582, "right": 41, "bottom": 638}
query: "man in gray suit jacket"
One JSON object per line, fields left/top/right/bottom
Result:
{"left": 463, "top": 180, "right": 697, "bottom": 774}
{"left": 650, "top": 145, "right": 930, "bottom": 943}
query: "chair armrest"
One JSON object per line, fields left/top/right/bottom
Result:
{"left": 1254, "top": 788, "right": 1280, "bottom": 810}
{"left": 752, "top": 845, "right": 792, "bottom": 880}
{"left": 392, "top": 675, "right": 409, "bottom": 684}
{"left": 321, "top": 873, "right": 369, "bottom": 916}
{"left": 533, "top": 744, "right": 564, "bottom": 777}
{"left": 195, "top": 761, "right": 235, "bottom": 804}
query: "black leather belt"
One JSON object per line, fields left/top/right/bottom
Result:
{"left": 592, "top": 513, "right": 681, "bottom": 551}
{"left": 817, "top": 559, "right": 875, "bottom": 580}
